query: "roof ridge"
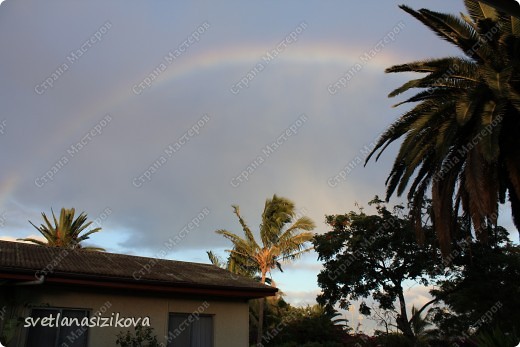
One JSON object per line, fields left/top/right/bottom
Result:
{"left": 0, "top": 240, "right": 215, "bottom": 268}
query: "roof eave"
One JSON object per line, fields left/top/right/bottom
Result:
{"left": 0, "top": 270, "right": 278, "bottom": 300}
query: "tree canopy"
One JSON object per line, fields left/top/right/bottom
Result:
{"left": 314, "top": 198, "right": 442, "bottom": 339}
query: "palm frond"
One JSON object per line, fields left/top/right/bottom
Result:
{"left": 16, "top": 238, "right": 47, "bottom": 246}
{"left": 399, "top": 5, "right": 481, "bottom": 60}
{"left": 464, "top": 0, "right": 498, "bottom": 22}
{"left": 232, "top": 205, "right": 259, "bottom": 249}
{"left": 207, "top": 251, "right": 225, "bottom": 268}
{"left": 80, "top": 246, "right": 106, "bottom": 252}
{"left": 215, "top": 229, "right": 255, "bottom": 253}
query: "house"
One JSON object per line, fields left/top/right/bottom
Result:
{"left": 0, "top": 240, "right": 277, "bottom": 347}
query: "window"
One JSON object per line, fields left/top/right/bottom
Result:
{"left": 25, "top": 308, "right": 89, "bottom": 347}
{"left": 167, "top": 313, "right": 213, "bottom": 347}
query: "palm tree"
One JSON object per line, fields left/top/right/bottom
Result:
{"left": 366, "top": 0, "right": 520, "bottom": 256}
{"left": 479, "top": 0, "right": 520, "bottom": 18}
{"left": 214, "top": 194, "right": 315, "bottom": 345}
{"left": 18, "top": 208, "right": 105, "bottom": 251}
{"left": 410, "top": 306, "right": 435, "bottom": 346}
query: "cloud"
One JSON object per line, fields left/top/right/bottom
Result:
{"left": 404, "top": 284, "right": 434, "bottom": 312}
{"left": 282, "top": 289, "right": 321, "bottom": 306}
{"left": 0, "top": 234, "right": 44, "bottom": 243}
{"left": 0, "top": 2, "right": 496, "bottom": 335}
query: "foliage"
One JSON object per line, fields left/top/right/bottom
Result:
{"left": 365, "top": 0, "right": 520, "bottom": 256}
{"left": 477, "top": 0, "right": 520, "bottom": 18}
{"left": 374, "top": 332, "right": 414, "bottom": 347}
{"left": 206, "top": 249, "right": 258, "bottom": 279}
{"left": 0, "top": 291, "right": 45, "bottom": 346}
{"left": 115, "top": 325, "right": 160, "bottom": 347}
{"left": 258, "top": 298, "right": 348, "bottom": 347}
{"left": 214, "top": 195, "right": 315, "bottom": 281}
{"left": 314, "top": 198, "right": 442, "bottom": 339}
{"left": 210, "top": 194, "right": 315, "bottom": 345}
{"left": 429, "top": 227, "right": 520, "bottom": 338}
{"left": 18, "top": 207, "right": 105, "bottom": 251}
{"left": 472, "top": 325, "right": 519, "bottom": 347}
{"left": 410, "top": 306, "right": 437, "bottom": 346}
{"left": 342, "top": 334, "right": 377, "bottom": 347}
{"left": 0, "top": 317, "right": 18, "bottom": 346}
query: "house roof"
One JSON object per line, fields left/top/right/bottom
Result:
{"left": 0, "top": 240, "right": 277, "bottom": 299}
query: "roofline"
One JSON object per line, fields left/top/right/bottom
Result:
{"left": 0, "top": 269, "right": 278, "bottom": 300}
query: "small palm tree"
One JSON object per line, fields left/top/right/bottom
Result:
{"left": 214, "top": 195, "right": 315, "bottom": 345}
{"left": 18, "top": 208, "right": 105, "bottom": 251}
{"left": 410, "top": 306, "right": 435, "bottom": 346}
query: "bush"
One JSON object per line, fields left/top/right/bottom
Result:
{"left": 374, "top": 333, "right": 413, "bottom": 347}
{"left": 472, "top": 326, "right": 519, "bottom": 347}
{"left": 269, "top": 343, "right": 343, "bottom": 347}
{"left": 115, "top": 325, "right": 160, "bottom": 347}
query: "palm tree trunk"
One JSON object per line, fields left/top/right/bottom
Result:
{"left": 256, "top": 271, "right": 267, "bottom": 345}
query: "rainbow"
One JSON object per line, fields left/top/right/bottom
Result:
{"left": 99, "top": 43, "right": 404, "bottom": 114}
{"left": 28, "top": 43, "right": 406, "bottom": 189}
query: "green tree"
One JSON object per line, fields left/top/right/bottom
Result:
{"left": 366, "top": 0, "right": 520, "bottom": 256}
{"left": 260, "top": 299, "right": 348, "bottom": 347}
{"left": 429, "top": 226, "right": 520, "bottom": 339}
{"left": 213, "top": 194, "right": 315, "bottom": 345}
{"left": 314, "top": 198, "right": 441, "bottom": 340}
{"left": 18, "top": 207, "right": 105, "bottom": 251}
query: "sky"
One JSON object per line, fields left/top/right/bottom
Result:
{"left": 0, "top": 0, "right": 516, "bottom": 334}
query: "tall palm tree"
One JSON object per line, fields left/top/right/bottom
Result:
{"left": 366, "top": 0, "right": 520, "bottom": 256}
{"left": 479, "top": 0, "right": 520, "bottom": 18}
{"left": 18, "top": 208, "right": 105, "bottom": 251}
{"left": 214, "top": 194, "right": 315, "bottom": 345}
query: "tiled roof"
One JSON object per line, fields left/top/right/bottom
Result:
{"left": 0, "top": 240, "right": 276, "bottom": 297}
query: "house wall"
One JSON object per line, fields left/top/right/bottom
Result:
{"left": 4, "top": 284, "right": 250, "bottom": 347}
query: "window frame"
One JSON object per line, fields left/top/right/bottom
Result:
{"left": 167, "top": 312, "right": 214, "bottom": 347}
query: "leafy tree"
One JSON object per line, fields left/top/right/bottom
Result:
{"left": 472, "top": 325, "right": 519, "bottom": 347}
{"left": 369, "top": 304, "right": 399, "bottom": 336}
{"left": 18, "top": 207, "right": 105, "bottom": 251}
{"left": 212, "top": 194, "right": 315, "bottom": 345}
{"left": 429, "top": 226, "right": 520, "bottom": 340}
{"left": 365, "top": 0, "right": 520, "bottom": 256}
{"left": 259, "top": 298, "right": 348, "bottom": 347}
{"left": 314, "top": 198, "right": 442, "bottom": 340}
